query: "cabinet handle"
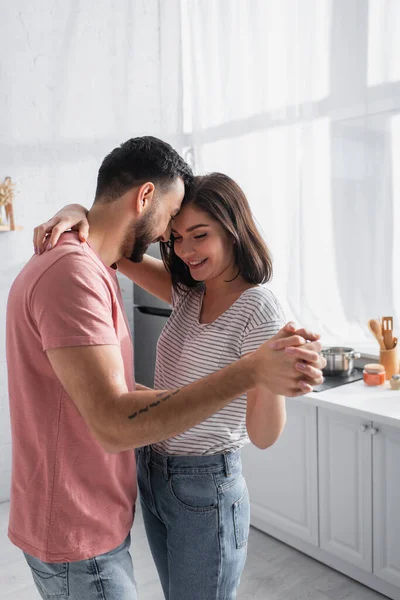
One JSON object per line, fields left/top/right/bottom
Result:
{"left": 360, "top": 424, "right": 369, "bottom": 432}
{"left": 369, "top": 427, "right": 379, "bottom": 436}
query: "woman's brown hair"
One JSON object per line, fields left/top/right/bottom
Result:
{"left": 160, "top": 172, "right": 273, "bottom": 291}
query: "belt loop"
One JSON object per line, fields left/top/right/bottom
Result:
{"left": 145, "top": 445, "right": 151, "bottom": 465}
{"left": 163, "top": 455, "right": 169, "bottom": 481}
{"left": 223, "top": 452, "right": 231, "bottom": 477}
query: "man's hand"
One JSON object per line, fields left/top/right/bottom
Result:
{"left": 33, "top": 204, "right": 90, "bottom": 255}
{"left": 251, "top": 322, "right": 326, "bottom": 397}
{"left": 274, "top": 321, "right": 325, "bottom": 385}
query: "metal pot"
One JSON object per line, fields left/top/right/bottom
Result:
{"left": 321, "top": 347, "right": 361, "bottom": 377}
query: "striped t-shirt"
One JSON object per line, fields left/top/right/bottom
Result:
{"left": 153, "top": 284, "right": 285, "bottom": 455}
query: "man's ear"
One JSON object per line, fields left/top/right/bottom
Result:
{"left": 134, "top": 182, "right": 155, "bottom": 216}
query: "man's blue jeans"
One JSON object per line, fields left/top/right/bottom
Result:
{"left": 24, "top": 533, "right": 137, "bottom": 599}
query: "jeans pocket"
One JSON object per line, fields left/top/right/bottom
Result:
{"left": 233, "top": 487, "right": 250, "bottom": 549}
{"left": 169, "top": 473, "right": 218, "bottom": 513}
{"left": 24, "top": 553, "right": 69, "bottom": 598}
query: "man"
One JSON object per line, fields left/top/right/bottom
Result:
{"left": 6, "top": 136, "right": 325, "bottom": 599}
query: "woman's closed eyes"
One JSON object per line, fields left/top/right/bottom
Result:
{"left": 172, "top": 233, "right": 207, "bottom": 242}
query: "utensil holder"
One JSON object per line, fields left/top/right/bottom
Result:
{"left": 379, "top": 347, "right": 399, "bottom": 380}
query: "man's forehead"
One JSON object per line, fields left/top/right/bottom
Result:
{"left": 170, "top": 190, "right": 185, "bottom": 210}
{"left": 162, "top": 178, "right": 185, "bottom": 209}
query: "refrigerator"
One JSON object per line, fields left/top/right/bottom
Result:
{"left": 133, "top": 244, "right": 172, "bottom": 388}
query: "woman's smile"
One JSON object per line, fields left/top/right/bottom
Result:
{"left": 187, "top": 258, "right": 208, "bottom": 269}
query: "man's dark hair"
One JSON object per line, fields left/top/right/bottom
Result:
{"left": 94, "top": 136, "right": 193, "bottom": 202}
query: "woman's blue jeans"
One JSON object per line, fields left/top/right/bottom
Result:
{"left": 136, "top": 445, "right": 250, "bottom": 600}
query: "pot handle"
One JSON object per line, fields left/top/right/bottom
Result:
{"left": 351, "top": 352, "right": 361, "bottom": 359}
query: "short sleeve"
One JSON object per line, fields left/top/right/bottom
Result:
{"left": 240, "top": 288, "right": 286, "bottom": 357}
{"left": 170, "top": 283, "right": 200, "bottom": 310}
{"left": 241, "top": 320, "right": 283, "bottom": 357}
{"left": 170, "top": 284, "right": 181, "bottom": 309}
{"left": 31, "top": 253, "right": 119, "bottom": 351}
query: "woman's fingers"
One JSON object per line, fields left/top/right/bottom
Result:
{"left": 285, "top": 346, "right": 326, "bottom": 370}
{"left": 33, "top": 205, "right": 90, "bottom": 254}
{"left": 294, "top": 328, "right": 320, "bottom": 342}
{"left": 43, "top": 223, "right": 66, "bottom": 252}
{"left": 285, "top": 342, "right": 326, "bottom": 360}
{"left": 304, "top": 340, "right": 323, "bottom": 354}
{"left": 33, "top": 218, "right": 60, "bottom": 254}
{"left": 295, "top": 362, "right": 324, "bottom": 382}
{"left": 33, "top": 217, "right": 89, "bottom": 254}
{"left": 49, "top": 218, "right": 89, "bottom": 247}
{"left": 270, "top": 334, "right": 307, "bottom": 350}
{"left": 77, "top": 220, "right": 90, "bottom": 243}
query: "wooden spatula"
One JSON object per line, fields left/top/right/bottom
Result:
{"left": 368, "top": 319, "right": 386, "bottom": 350}
{"left": 382, "top": 316, "right": 394, "bottom": 350}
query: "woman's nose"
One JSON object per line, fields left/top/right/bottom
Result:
{"left": 179, "top": 239, "right": 194, "bottom": 257}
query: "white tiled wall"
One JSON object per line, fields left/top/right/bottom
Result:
{"left": 0, "top": 1, "right": 165, "bottom": 502}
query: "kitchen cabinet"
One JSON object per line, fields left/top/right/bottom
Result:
{"left": 318, "top": 409, "right": 372, "bottom": 571}
{"left": 242, "top": 395, "right": 400, "bottom": 599}
{"left": 373, "top": 423, "right": 400, "bottom": 588}
{"left": 318, "top": 410, "right": 400, "bottom": 588}
{"left": 241, "top": 399, "right": 318, "bottom": 545}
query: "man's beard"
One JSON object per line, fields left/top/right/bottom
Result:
{"left": 123, "top": 211, "right": 156, "bottom": 263}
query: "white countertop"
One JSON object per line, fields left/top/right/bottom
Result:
{"left": 298, "top": 380, "right": 400, "bottom": 428}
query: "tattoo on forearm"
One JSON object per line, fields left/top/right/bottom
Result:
{"left": 128, "top": 388, "right": 181, "bottom": 420}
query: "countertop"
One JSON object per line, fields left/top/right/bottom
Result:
{"left": 298, "top": 379, "right": 400, "bottom": 428}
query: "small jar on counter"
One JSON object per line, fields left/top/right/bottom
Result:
{"left": 363, "top": 363, "right": 386, "bottom": 386}
{"left": 390, "top": 374, "right": 400, "bottom": 390}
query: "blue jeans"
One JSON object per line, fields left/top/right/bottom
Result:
{"left": 136, "top": 446, "right": 250, "bottom": 600}
{"left": 23, "top": 534, "right": 137, "bottom": 600}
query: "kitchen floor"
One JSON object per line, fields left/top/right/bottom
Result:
{"left": 0, "top": 501, "right": 388, "bottom": 600}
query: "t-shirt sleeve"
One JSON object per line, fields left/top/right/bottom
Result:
{"left": 170, "top": 283, "right": 194, "bottom": 310}
{"left": 241, "top": 320, "right": 283, "bottom": 357}
{"left": 240, "top": 290, "right": 286, "bottom": 357}
{"left": 31, "top": 252, "right": 119, "bottom": 351}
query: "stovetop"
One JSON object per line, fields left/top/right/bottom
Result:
{"left": 313, "top": 367, "right": 364, "bottom": 392}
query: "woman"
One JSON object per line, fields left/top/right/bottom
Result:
{"left": 35, "top": 173, "right": 291, "bottom": 599}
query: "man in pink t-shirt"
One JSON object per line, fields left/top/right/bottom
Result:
{"left": 7, "top": 137, "right": 194, "bottom": 598}
{"left": 7, "top": 136, "right": 325, "bottom": 599}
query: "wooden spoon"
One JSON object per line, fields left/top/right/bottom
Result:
{"left": 382, "top": 316, "right": 394, "bottom": 350}
{"left": 368, "top": 319, "right": 386, "bottom": 350}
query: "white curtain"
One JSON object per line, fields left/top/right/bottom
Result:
{"left": 179, "top": 0, "right": 400, "bottom": 353}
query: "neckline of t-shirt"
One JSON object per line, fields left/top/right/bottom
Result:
{"left": 196, "top": 285, "right": 259, "bottom": 327}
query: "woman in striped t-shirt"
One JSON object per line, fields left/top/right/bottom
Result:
{"left": 36, "top": 173, "right": 313, "bottom": 599}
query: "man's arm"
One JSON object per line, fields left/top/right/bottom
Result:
{"left": 47, "top": 324, "right": 325, "bottom": 453}
{"left": 135, "top": 383, "right": 152, "bottom": 391}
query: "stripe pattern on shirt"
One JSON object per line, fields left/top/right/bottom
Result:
{"left": 153, "top": 284, "right": 285, "bottom": 455}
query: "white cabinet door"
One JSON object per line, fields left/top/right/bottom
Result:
{"left": 318, "top": 409, "right": 372, "bottom": 572}
{"left": 241, "top": 400, "right": 318, "bottom": 545}
{"left": 373, "top": 422, "right": 400, "bottom": 588}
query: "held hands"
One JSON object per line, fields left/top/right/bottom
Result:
{"left": 33, "top": 204, "right": 90, "bottom": 255}
{"left": 252, "top": 322, "right": 326, "bottom": 397}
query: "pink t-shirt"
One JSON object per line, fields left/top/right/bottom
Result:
{"left": 6, "top": 233, "right": 137, "bottom": 562}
